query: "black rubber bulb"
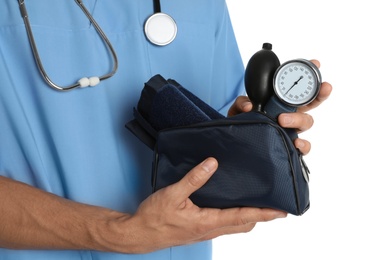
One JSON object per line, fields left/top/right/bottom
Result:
{"left": 245, "top": 43, "right": 280, "bottom": 112}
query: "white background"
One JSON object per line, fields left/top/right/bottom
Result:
{"left": 214, "top": 1, "right": 390, "bottom": 259}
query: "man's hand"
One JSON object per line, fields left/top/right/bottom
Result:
{"left": 278, "top": 60, "right": 332, "bottom": 154}
{"left": 121, "top": 158, "right": 287, "bottom": 253}
{"left": 0, "top": 160, "right": 286, "bottom": 254}
{"left": 228, "top": 59, "right": 332, "bottom": 155}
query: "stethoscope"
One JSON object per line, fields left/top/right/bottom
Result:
{"left": 17, "top": 0, "right": 178, "bottom": 91}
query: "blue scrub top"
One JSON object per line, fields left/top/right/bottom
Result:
{"left": 0, "top": 0, "right": 245, "bottom": 259}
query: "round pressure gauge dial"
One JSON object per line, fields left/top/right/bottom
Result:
{"left": 273, "top": 59, "right": 321, "bottom": 107}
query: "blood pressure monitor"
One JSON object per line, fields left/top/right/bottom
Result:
{"left": 274, "top": 59, "right": 321, "bottom": 107}
{"left": 245, "top": 43, "right": 322, "bottom": 119}
{"left": 245, "top": 44, "right": 320, "bottom": 183}
{"left": 264, "top": 59, "right": 322, "bottom": 118}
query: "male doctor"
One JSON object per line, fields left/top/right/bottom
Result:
{"left": 0, "top": 1, "right": 332, "bottom": 259}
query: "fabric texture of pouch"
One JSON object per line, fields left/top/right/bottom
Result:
{"left": 126, "top": 75, "right": 310, "bottom": 215}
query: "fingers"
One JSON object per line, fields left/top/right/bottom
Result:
{"left": 294, "top": 138, "right": 311, "bottom": 155}
{"left": 310, "top": 59, "right": 320, "bottom": 68}
{"left": 227, "top": 96, "right": 252, "bottom": 117}
{"left": 204, "top": 222, "right": 257, "bottom": 239}
{"left": 299, "top": 81, "right": 332, "bottom": 113}
{"left": 295, "top": 59, "right": 331, "bottom": 113}
{"left": 169, "top": 158, "right": 218, "bottom": 204}
{"left": 278, "top": 112, "right": 314, "bottom": 133}
{"left": 168, "top": 157, "right": 287, "bottom": 235}
{"left": 208, "top": 207, "right": 286, "bottom": 228}
{"left": 200, "top": 208, "right": 287, "bottom": 241}
{"left": 278, "top": 113, "right": 313, "bottom": 154}
{"left": 132, "top": 158, "right": 288, "bottom": 251}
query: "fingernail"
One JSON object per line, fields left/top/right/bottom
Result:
{"left": 201, "top": 158, "right": 217, "bottom": 173}
{"left": 281, "top": 114, "right": 293, "bottom": 125}
{"left": 241, "top": 101, "right": 252, "bottom": 111}
{"left": 296, "top": 139, "right": 305, "bottom": 149}
{"left": 277, "top": 212, "right": 288, "bottom": 219}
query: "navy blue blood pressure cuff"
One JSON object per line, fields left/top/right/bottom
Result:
{"left": 126, "top": 74, "right": 310, "bottom": 215}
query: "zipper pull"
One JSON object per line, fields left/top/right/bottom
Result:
{"left": 299, "top": 154, "right": 310, "bottom": 183}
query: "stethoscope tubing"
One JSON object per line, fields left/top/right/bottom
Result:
{"left": 18, "top": 0, "right": 118, "bottom": 91}
{"left": 18, "top": 0, "right": 175, "bottom": 91}
{"left": 75, "top": 0, "right": 118, "bottom": 83}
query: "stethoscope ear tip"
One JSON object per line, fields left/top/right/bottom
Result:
{"left": 78, "top": 77, "right": 100, "bottom": 88}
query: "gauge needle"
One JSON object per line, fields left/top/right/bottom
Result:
{"left": 285, "top": 76, "right": 303, "bottom": 95}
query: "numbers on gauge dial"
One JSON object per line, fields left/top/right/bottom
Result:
{"left": 275, "top": 62, "right": 317, "bottom": 106}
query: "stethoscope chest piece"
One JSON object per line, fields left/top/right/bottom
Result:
{"left": 144, "top": 13, "right": 177, "bottom": 46}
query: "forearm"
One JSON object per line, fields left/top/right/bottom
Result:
{"left": 0, "top": 158, "right": 288, "bottom": 254}
{"left": 0, "top": 176, "right": 131, "bottom": 252}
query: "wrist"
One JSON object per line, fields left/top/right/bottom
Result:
{"left": 92, "top": 212, "right": 163, "bottom": 254}
{"left": 84, "top": 209, "right": 134, "bottom": 253}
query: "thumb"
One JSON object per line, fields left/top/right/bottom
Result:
{"left": 171, "top": 158, "right": 218, "bottom": 202}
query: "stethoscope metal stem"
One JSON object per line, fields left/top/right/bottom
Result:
{"left": 18, "top": 0, "right": 118, "bottom": 91}
{"left": 153, "top": 0, "right": 161, "bottom": 13}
